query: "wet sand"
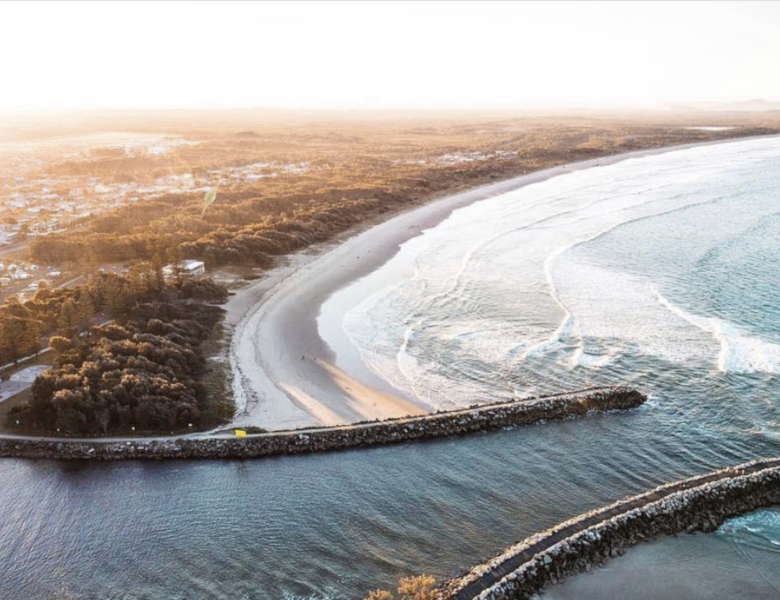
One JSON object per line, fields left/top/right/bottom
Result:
{"left": 224, "top": 136, "right": 775, "bottom": 430}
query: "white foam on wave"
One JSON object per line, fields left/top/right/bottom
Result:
{"left": 550, "top": 255, "right": 714, "bottom": 369}
{"left": 520, "top": 190, "right": 716, "bottom": 367}
{"left": 337, "top": 136, "right": 780, "bottom": 403}
{"left": 520, "top": 243, "right": 577, "bottom": 361}
{"left": 653, "top": 288, "right": 780, "bottom": 374}
{"left": 546, "top": 249, "right": 780, "bottom": 376}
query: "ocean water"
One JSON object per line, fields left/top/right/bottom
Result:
{"left": 543, "top": 508, "right": 780, "bottom": 600}
{"left": 2, "top": 137, "right": 780, "bottom": 600}
{"left": 339, "top": 136, "right": 780, "bottom": 409}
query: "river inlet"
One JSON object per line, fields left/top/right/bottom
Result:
{"left": 3, "top": 137, "right": 780, "bottom": 599}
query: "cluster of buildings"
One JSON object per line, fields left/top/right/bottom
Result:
{"left": 395, "top": 150, "right": 519, "bottom": 167}
{"left": 0, "top": 180, "right": 98, "bottom": 243}
{"left": 0, "top": 176, "right": 145, "bottom": 242}
{"left": 436, "top": 149, "right": 519, "bottom": 164}
{"left": 0, "top": 159, "right": 313, "bottom": 245}
{"left": 215, "top": 160, "right": 310, "bottom": 183}
{"left": 0, "top": 261, "right": 62, "bottom": 294}
{"left": 0, "top": 141, "right": 311, "bottom": 305}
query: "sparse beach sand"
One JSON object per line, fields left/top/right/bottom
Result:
{"left": 224, "top": 137, "right": 773, "bottom": 431}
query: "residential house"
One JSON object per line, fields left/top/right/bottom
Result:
{"left": 163, "top": 259, "right": 206, "bottom": 281}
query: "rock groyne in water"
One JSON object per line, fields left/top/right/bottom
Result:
{"left": 0, "top": 387, "right": 643, "bottom": 460}
{"left": 438, "top": 458, "right": 780, "bottom": 600}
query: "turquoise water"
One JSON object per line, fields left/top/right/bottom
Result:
{"left": 2, "top": 137, "right": 780, "bottom": 599}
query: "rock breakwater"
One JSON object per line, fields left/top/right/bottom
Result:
{"left": 0, "top": 387, "right": 643, "bottom": 461}
{"left": 438, "top": 458, "right": 780, "bottom": 600}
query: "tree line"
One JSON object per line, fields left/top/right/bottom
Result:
{"left": 0, "top": 261, "right": 228, "bottom": 367}
{"left": 7, "top": 277, "right": 229, "bottom": 435}
{"left": 27, "top": 135, "right": 504, "bottom": 272}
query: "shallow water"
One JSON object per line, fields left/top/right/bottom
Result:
{"left": 542, "top": 508, "right": 780, "bottom": 600}
{"left": 337, "top": 136, "right": 780, "bottom": 408}
{"left": 3, "top": 138, "right": 780, "bottom": 599}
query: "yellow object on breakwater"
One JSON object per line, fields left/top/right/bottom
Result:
{"left": 0, "top": 387, "right": 644, "bottom": 461}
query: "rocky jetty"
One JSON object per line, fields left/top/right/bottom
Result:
{"left": 0, "top": 387, "right": 644, "bottom": 461}
{"left": 438, "top": 458, "right": 780, "bottom": 600}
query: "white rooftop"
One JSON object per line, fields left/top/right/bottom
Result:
{"left": 181, "top": 260, "right": 205, "bottom": 271}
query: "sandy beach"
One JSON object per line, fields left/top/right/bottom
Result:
{"left": 224, "top": 135, "right": 775, "bottom": 431}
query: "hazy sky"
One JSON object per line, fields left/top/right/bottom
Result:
{"left": 2, "top": 1, "right": 779, "bottom": 113}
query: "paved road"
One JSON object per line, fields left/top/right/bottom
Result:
{"left": 0, "top": 239, "right": 29, "bottom": 258}
{"left": 447, "top": 458, "right": 780, "bottom": 600}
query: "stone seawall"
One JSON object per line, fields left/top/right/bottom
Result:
{"left": 438, "top": 458, "right": 780, "bottom": 600}
{"left": 0, "top": 387, "right": 643, "bottom": 461}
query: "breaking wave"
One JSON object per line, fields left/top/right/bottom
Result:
{"left": 338, "top": 136, "right": 780, "bottom": 412}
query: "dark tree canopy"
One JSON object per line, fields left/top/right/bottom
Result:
{"left": 15, "top": 301, "right": 225, "bottom": 435}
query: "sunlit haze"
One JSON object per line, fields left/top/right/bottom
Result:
{"left": 2, "top": 0, "right": 780, "bottom": 113}
{"left": 4, "top": 1, "right": 780, "bottom": 600}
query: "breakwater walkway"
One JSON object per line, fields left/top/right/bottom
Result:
{"left": 0, "top": 386, "right": 643, "bottom": 460}
{"left": 438, "top": 458, "right": 780, "bottom": 600}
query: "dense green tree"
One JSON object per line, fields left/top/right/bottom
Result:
{"left": 0, "top": 316, "right": 41, "bottom": 364}
{"left": 77, "top": 292, "right": 95, "bottom": 329}
{"left": 57, "top": 298, "right": 79, "bottom": 334}
{"left": 49, "top": 335, "right": 74, "bottom": 356}
{"left": 5, "top": 269, "right": 228, "bottom": 434}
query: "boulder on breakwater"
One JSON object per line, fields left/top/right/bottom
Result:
{"left": 0, "top": 387, "right": 644, "bottom": 461}
{"left": 437, "top": 458, "right": 780, "bottom": 600}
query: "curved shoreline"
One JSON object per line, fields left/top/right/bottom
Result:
{"left": 438, "top": 458, "right": 780, "bottom": 600}
{"left": 226, "top": 134, "right": 780, "bottom": 431}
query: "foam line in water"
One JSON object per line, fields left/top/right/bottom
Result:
{"left": 652, "top": 287, "right": 780, "bottom": 374}
{"left": 336, "top": 136, "right": 780, "bottom": 405}
{"left": 520, "top": 189, "right": 726, "bottom": 365}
